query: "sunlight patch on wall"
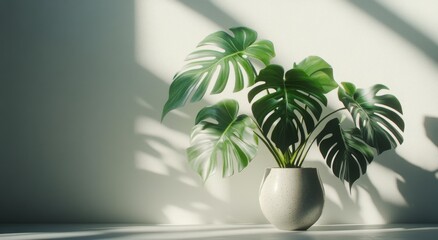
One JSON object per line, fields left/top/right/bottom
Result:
{"left": 204, "top": 174, "right": 231, "bottom": 203}
{"left": 178, "top": 175, "right": 199, "bottom": 187}
{"left": 323, "top": 184, "right": 343, "bottom": 210}
{"left": 136, "top": 96, "right": 154, "bottom": 111}
{"left": 135, "top": 117, "right": 188, "bottom": 149}
{"left": 134, "top": 0, "right": 256, "bottom": 112}
{"left": 367, "top": 163, "right": 408, "bottom": 207}
{"left": 134, "top": 117, "right": 189, "bottom": 173}
{"left": 135, "top": 151, "right": 169, "bottom": 176}
{"left": 162, "top": 205, "right": 203, "bottom": 224}
{"left": 135, "top": 0, "right": 221, "bottom": 84}
{"left": 191, "top": 201, "right": 212, "bottom": 211}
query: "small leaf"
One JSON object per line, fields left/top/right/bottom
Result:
{"left": 187, "top": 99, "right": 259, "bottom": 181}
{"left": 340, "top": 82, "right": 356, "bottom": 96}
{"left": 295, "top": 56, "right": 338, "bottom": 94}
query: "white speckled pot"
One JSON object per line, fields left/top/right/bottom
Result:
{"left": 259, "top": 168, "right": 324, "bottom": 231}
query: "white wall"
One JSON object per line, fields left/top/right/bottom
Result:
{"left": 2, "top": 0, "right": 438, "bottom": 224}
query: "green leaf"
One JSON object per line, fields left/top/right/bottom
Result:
{"left": 248, "top": 62, "right": 333, "bottom": 153}
{"left": 294, "top": 56, "right": 338, "bottom": 94}
{"left": 162, "top": 27, "right": 275, "bottom": 120}
{"left": 317, "top": 118, "right": 375, "bottom": 189}
{"left": 338, "top": 82, "right": 405, "bottom": 154}
{"left": 341, "top": 82, "right": 356, "bottom": 96}
{"left": 187, "top": 99, "right": 259, "bottom": 181}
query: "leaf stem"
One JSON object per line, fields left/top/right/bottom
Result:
{"left": 252, "top": 118, "right": 285, "bottom": 167}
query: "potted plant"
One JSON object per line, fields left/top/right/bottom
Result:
{"left": 161, "top": 27, "right": 404, "bottom": 230}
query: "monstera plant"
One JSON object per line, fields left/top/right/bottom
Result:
{"left": 162, "top": 27, "right": 404, "bottom": 189}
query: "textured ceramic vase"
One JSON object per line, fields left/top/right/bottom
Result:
{"left": 259, "top": 168, "right": 324, "bottom": 231}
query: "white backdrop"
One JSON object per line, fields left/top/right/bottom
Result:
{"left": 2, "top": 0, "right": 438, "bottom": 224}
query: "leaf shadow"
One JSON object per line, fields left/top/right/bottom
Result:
{"left": 348, "top": 0, "right": 438, "bottom": 64}
{"left": 178, "top": 0, "right": 241, "bottom": 29}
{"left": 346, "top": 116, "right": 438, "bottom": 223}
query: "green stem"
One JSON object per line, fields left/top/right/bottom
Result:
{"left": 288, "top": 144, "right": 301, "bottom": 167}
{"left": 297, "top": 136, "right": 318, "bottom": 167}
{"left": 292, "top": 93, "right": 312, "bottom": 167}
{"left": 296, "top": 107, "right": 348, "bottom": 167}
{"left": 252, "top": 118, "right": 284, "bottom": 167}
{"left": 284, "top": 149, "right": 295, "bottom": 168}
{"left": 294, "top": 143, "right": 307, "bottom": 167}
{"left": 254, "top": 131, "right": 284, "bottom": 168}
{"left": 299, "top": 94, "right": 310, "bottom": 126}
{"left": 291, "top": 143, "right": 296, "bottom": 156}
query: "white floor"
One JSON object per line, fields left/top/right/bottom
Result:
{"left": 1, "top": 224, "right": 438, "bottom": 240}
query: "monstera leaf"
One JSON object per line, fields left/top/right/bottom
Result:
{"left": 317, "top": 118, "right": 375, "bottom": 188}
{"left": 338, "top": 82, "right": 405, "bottom": 154}
{"left": 248, "top": 57, "right": 337, "bottom": 153}
{"left": 162, "top": 27, "right": 275, "bottom": 120}
{"left": 187, "top": 99, "right": 259, "bottom": 181}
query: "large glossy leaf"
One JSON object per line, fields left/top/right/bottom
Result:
{"left": 338, "top": 82, "right": 404, "bottom": 154}
{"left": 187, "top": 99, "right": 258, "bottom": 181}
{"left": 317, "top": 118, "right": 375, "bottom": 188}
{"left": 162, "top": 27, "right": 275, "bottom": 120}
{"left": 248, "top": 57, "right": 337, "bottom": 153}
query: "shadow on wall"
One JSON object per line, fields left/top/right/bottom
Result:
{"left": 178, "top": 0, "right": 241, "bottom": 28}
{"left": 363, "top": 116, "right": 438, "bottom": 223}
{"left": 0, "top": 0, "right": 241, "bottom": 224}
{"left": 308, "top": 116, "right": 438, "bottom": 224}
{"left": 135, "top": 71, "right": 233, "bottom": 223}
{"left": 348, "top": 0, "right": 438, "bottom": 64}
{"left": 425, "top": 116, "right": 438, "bottom": 147}
{"left": 305, "top": 0, "right": 438, "bottom": 224}
{"left": 304, "top": 160, "right": 363, "bottom": 224}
